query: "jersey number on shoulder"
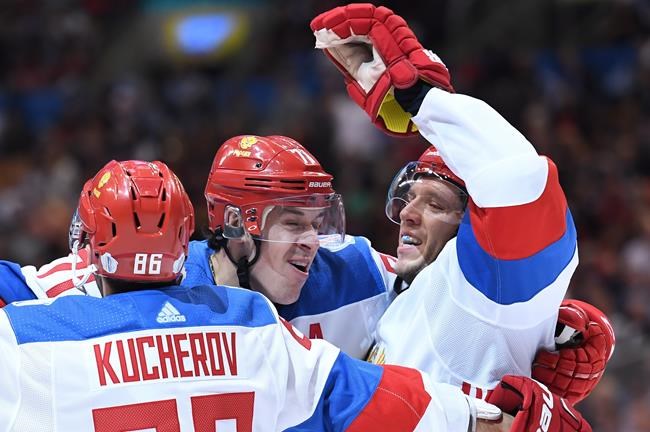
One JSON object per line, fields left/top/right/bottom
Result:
{"left": 134, "top": 253, "right": 163, "bottom": 275}
{"left": 93, "top": 392, "right": 254, "bottom": 431}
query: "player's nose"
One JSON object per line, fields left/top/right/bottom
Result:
{"left": 296, "top": 230, "right": 319, "bottom": 251}
{"left": 399, "top": 200, "right": 421, "bottom": 225}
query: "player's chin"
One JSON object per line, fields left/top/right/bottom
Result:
{"left": 273, "top": 283, "right": 303, "bottom": 305}
{"left": 276, "top": 268, "right": 308, "bottom": 303}
{"left": 395, "top": 256, "right": 426, "bottom": 282}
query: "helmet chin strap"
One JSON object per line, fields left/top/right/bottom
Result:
{"left": 211, "top": 227, "right": 261, "bottom": 289}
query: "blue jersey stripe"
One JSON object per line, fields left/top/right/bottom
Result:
{"left": 0, "top": 261, "right": 37, "bottom": 304}
{"left": 285, "top": 352, "right": 383, "bottom": 431}
{"left": 4, "top": 285, "right": 277, "bottom": 344}
{"left": 457, "top": 209, "right": 577, "bottom": 305}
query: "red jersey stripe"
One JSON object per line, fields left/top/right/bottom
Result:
{"left": 46, "top": 275, "right": 94, "bottom": 298}
{"left": 37, "top": 250, "right": 91, "bottom": 279}
{"left": 348, "top": 365, "right": 431, "bottom": 431}
{"left": 468, "top": 158, "right": 567, "bottom": 260}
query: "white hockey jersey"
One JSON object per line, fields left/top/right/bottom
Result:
{"left": 0, "top": 284, "right": 472, "bottom": 431}
{"left": 367, "top": 88, "right": 578, "bottom": 399}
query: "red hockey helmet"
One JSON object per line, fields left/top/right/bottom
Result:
{"left": 205, "top": 135, "right": 345, "bottom": 245}
{"left": 70, "top": 160, "right": 195, "bottom": 282}
{"left": 385, "top": 146, "right": 467, "bottom": 224}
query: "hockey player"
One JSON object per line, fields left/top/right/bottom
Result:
{"left": 190, "top": 134, "right": 396, "bottom": 359}
{"left": 310, "top": 1, "right": 609, "bottom": 425}
{"left": 0, "top": 159, "right": 520, "bottom": 431}
{"left": 382, "top": 147, "right": 615, "bottom": 404}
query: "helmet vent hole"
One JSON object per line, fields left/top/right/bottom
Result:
{"left": 130, "top": 187, "right": 137, "bottom": 200}
{"left": 161, "top": 188, "right": 167, "bottom": 201}
{"left": 133, "top": 212, "right": 141, "bottom": 229}
{"left": 255, "top": 162, "right": 262, "bottom": 168}
{"left": 111, "top": 223, "right": 117, "bottom": 237}
{"left": 158, "top": 213, "right": 166, "bottom": 228}
{"left": 279, "top": 179, "right": 306, "bottom": 190}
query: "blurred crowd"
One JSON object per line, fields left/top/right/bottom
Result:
{"left": 0, "top": 0, "right": 648, "bottom": 429}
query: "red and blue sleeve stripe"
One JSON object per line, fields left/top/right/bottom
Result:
{"left": 286, "top": 354, "right": 430, "bottom": 431}
{"left": 456, "top": 159, "right": 577, "bottom": 305}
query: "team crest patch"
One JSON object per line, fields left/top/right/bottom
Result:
{"left": 93, "top": 171, "right": 112, "bottom": 198}
{"left": 239, "top": 136, "right": 257, "bottom": 149}
{"left": 230, "top": 136, "right": 258, "bottom": 158}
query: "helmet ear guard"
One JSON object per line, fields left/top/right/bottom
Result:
{"left": 68, "top": 208, "right": 88, "bottom": 251}
{"left": 222, "top": 206, "right": 246, "bottom": 239}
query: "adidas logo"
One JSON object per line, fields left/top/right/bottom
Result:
{"left": 156, "top": 301, "right": 186, "bottom": 324}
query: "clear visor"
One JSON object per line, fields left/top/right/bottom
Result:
{"left": 385, "top": 161, "right": 467, "bottom": 225}
{"left": 223, "top": 194, "right": 346, "bottom": 246}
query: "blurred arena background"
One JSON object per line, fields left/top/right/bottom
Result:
{"left": 0, "top": 0, "right": 648, "bottom": 429}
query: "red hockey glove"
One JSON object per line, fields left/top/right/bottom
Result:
{"left": 532, "top": 299, "right": 615, "bottom": 404}
{"left": 487, "top": 375, "right": 592, "bottom": 432}
{"left": 310, "top": 3, "right": 453, "bottom": 135}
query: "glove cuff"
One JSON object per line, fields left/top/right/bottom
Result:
{"left": 394, "top": 80, "right": 433, "bottom": 116}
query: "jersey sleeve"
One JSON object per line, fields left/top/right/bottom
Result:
{"left": 0, "top": 261, "right": 37, "bottom": 306}
{"left": 266, "top": 300, "right": 470, "bottom": 431}
{"left": 16, "top": 249, "right": 100, "bottom": 301}
{"left": 412, "top": 89, "right": 577, "bottom": 324}
{"left": 0, "top": 311, "right": 20, "bottom": 431}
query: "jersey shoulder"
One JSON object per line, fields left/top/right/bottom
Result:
{"left": 3, "top": 284, "right": 277, "bottom": 345}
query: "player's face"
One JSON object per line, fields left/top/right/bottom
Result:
{"left": 250, "top": 207, "right": 322, "bottom": 304}
{"left": 395, "top": 178, "right": 464, "bottom": 284}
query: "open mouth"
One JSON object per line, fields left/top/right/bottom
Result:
{"left": 289, "top": 261, "right": 309, "bottom": 273}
